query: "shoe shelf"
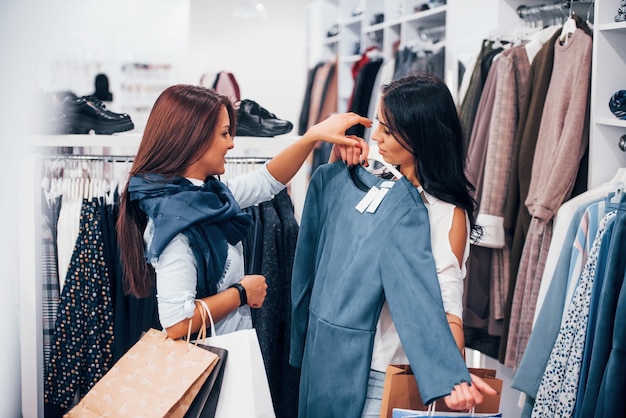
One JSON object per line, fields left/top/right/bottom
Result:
{"left": 589, "top": 1, "right": 626, "bottom": 187}
{"left": 30, "top": 133, "right": 143, "bottom": 149}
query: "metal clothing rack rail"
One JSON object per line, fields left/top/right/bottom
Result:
{"left": 39, "top": 154, "right": 272, "bottom": 163}
{"left": 40, "top": 154, "right": 136, "bottom": 163}
{"left": 517, "top": 1, "right": 595, "bottom": 23}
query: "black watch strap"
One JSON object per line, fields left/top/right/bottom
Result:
{"left": 229, "top": 283, "right": 247, "bottom": 307}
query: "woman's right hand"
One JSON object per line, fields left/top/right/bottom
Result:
{"left": 443, "top": 373, "right": 498, "bottom": 411}
{"left": 239, "top": 274, "right": 267, "bottom": 308}
{"left": 329, "top": 134, "right": 370, "bottom": 166}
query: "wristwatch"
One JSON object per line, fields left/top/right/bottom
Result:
{"left": 229, "top": 283, "right": 247, "bottom": 307}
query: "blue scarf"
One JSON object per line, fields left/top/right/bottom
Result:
{"left": 129, "top": 173, "right": 252, "bottom": 297}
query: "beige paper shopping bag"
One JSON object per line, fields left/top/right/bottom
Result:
{"left": 64, "top": 328, "right": 219, "bottom": 418}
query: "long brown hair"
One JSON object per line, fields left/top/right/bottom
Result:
{"left": 116, "top": 85, "right": 236, "bottom": 297}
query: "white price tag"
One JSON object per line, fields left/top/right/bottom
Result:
{"left": 366, "top": 187, "right": 390, "bottom": 213}
{"left": 355, "top": 186, "right": 380, "bottom": 213}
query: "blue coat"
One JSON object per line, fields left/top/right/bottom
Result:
{"left": 290, "top": 163, "right": 470, "bottom": 417}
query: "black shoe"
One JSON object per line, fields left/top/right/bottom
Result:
{"left": 63, "top": 95, "right": 134, "bottom": 134}
{"left": 235, "top": 99, "right": 293, "bottom": 137}
{"left": 38, "top": 91, "right": 77, "bottom": 134}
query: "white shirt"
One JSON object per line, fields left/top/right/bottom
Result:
{"left": 370, "top": 188, "right": 469, "bottom": 372}
{"left": 144, "top": 164, "right": 284, "bottom": 333}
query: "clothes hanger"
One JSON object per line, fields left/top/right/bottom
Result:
{"left": 368, "top": 144, "right": 403, "bottom": 179}
{"left": 609, "top": 167, "right": 626, "bottom": 184}
{"left": 610, "top": 181, "right": 624, "bottom": 204}
{"left": 559, "top": 1, "right": 578, "bottom": 44}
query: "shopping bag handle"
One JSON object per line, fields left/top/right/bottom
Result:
{"left": 183, "top": 300, "right": 210, "bottom": 350}
{"left": 427, "top": 402, "right": 476, "bottom": 416}
{"left": 195, "top": 299, "right": 217, "bottom": 337}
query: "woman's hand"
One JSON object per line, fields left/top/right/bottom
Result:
{"left": 239, "top": 274, "right": 267, "bottom": 308}
{"left": 305, "top": 112, "right": 371, "bottom": 165}
{"left": 442, "top": 373, "right": 498, "bottom": 411}
{"left": 329, "top": 135, "right": 370, "bottom": 166}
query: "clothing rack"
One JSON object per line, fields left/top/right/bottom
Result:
{"left": 40, "top": 154, "right": 272, "bottom": 163}
{"left": 517, "top": 1, "right": 595, "bottom": 24}
{"left": 41, "top": 154, "right": 136, "bottom": 163}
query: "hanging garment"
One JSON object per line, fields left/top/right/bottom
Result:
{"left": 505, "top": 28, "right": 593, "bottom": 369}
{"left": 463, "top": 56, "right": 501, "bottom": 358}
{"left": 458, "top": 39, "right": 496, "bottom": 148}
{"left": 365, "top": 58, "right": 395, "bottom": 142}
{"left": 41, "top": 192, "right": 61, "bottom": 367}
{"left": 298, "top": 62, "right": 324, "bottom": 135}
{"left": 501, "top": 21, "right": 593, "bottom": 363}
{"left": 290, "top": 162, "right": 470, "bottom": 418}
{"left": 250, "top": 190, "right": 300, "bottom": 418}
{"left": 531, "top": 209, "right": 616, "bottom": 416}
{"left": 579, "top": 202, "right": 626, "bottom": 416}
{"left": 346, "top": 58, "right": 383, "bottom": 138}
{"left": 511, "top": 195, "right": 604, "bottom": 416}
{"left": 270, "top": 189, "right": 301, "bottom": 418}
{"left": 308, "top": 59, "right": 339, "bottom": 174}
{"left": 44, "top": 198, "right": 115, "bottom": 412}
{"left": 466, "top": 44, "right": 532, "bottom": 357}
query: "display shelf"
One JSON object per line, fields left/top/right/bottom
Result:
{"left": 30, "top": 133, "right": 142, "bottom": 149}
{"left": 401, "top": 4, "right": 447, "bottom": 24}
{"left": 589, "top": 0, "right": 626, "bottom": 188}
{"left": 307, "top": 0, "right": 451, "bottom": 113}
{"left": 595, "top": 117, "right": 626, "bottom": 128}
{"left": 29, "top": 134, "right": 302, "bottom": 158}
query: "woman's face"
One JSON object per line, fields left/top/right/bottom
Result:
{"left": 370, "top": 106, "right": 414, "bottom": 174}
{"left": 184, "top": 105, "right": 234, "bottom": 180}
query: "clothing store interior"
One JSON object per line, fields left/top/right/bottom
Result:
{"left": 1, "top": 0, "right": 625, "bottom": 417}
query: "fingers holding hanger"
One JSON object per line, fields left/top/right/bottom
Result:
{"left": 330, "top": 135, "right": 370, "bottom": 167}
{"left": 306, "top": 112, "right": 372, "bottom": 145}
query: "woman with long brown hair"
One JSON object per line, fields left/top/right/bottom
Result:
{"left": 117, "top": 84, "right": 369, "bottom": 340}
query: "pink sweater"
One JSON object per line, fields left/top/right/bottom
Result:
{"left": 525, "top": 28, "right": 592, "bottom": 222}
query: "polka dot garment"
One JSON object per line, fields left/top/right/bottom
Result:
{"left": 44, "top": 199, "right": 115, "bottom": 411}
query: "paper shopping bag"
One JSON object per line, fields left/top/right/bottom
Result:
{"left": 64, "top": 328, "right": 219, "bottom": 418}
{"left": 184, "top": 345, "right": 228, "bottom": 418}
{"left": 380, "top": 365, "right": 502, "bottom": 418}
{"left": 197, "top": 300, "right": 275, "bottom": 418}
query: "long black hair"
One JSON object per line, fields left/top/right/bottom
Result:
{"left": 380, "top": 74, "right": 481, "bottom": 239}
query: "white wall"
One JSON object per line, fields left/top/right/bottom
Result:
{"left": 187, "top": 0, "right": 311, "bottom": 134}
{"left": 1, "top": 1, "right": 42, "bottom": 415}
{"left": 33, "top": 0, "right": 311, "bottom": 134}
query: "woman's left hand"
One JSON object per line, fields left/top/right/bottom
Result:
{"left": 442, "top": 373, "right": 499, "bottom": 411}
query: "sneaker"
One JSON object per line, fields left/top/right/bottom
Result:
{"left": 235, "top": 99, "right": 293, "bottom": 137}
{"left": 63, "top": 95, "right": 134, "bottom": 134}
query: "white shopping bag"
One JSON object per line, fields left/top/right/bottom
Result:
{"left": 197, "top": 300, "right": 275, "bottom": 418}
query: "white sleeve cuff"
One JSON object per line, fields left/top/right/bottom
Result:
{"left": 474, "top": 213, "right": 505, "bottom": 248}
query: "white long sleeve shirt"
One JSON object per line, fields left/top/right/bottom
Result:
{"left": 371, "top": 188, "right": 469, "bottom": 372}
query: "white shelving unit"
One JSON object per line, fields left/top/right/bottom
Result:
{"left": 307, "top": 0, "right": 449, "bottom": 112}
{"left": 589, "top": 1, "right": 626, "bottom": 188}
